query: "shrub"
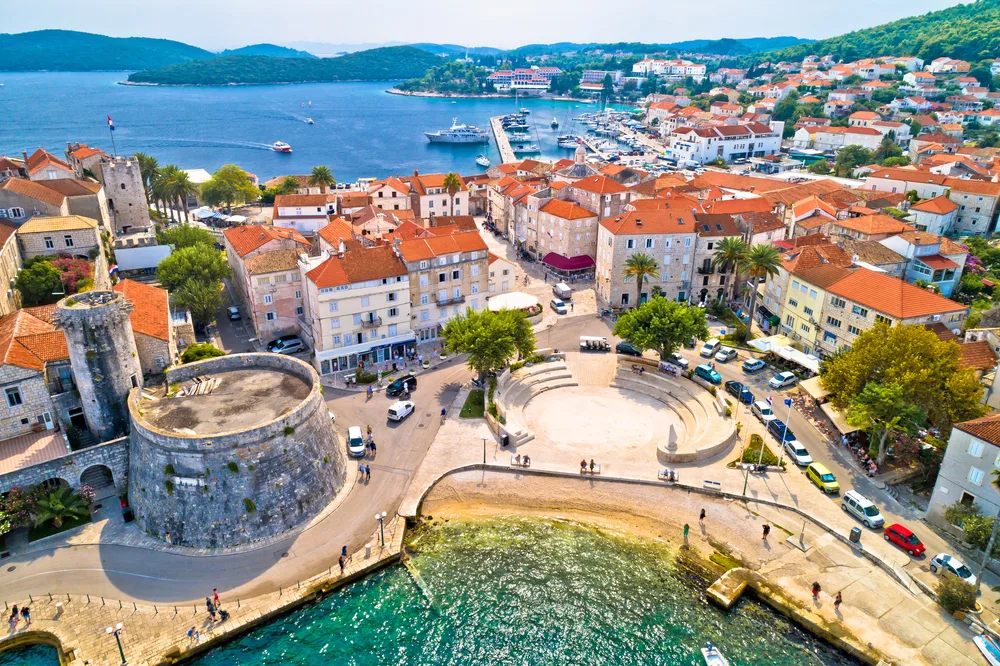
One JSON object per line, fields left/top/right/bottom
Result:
{"left": 226, "top": 461, "right": 239, "bottom": 474}
{"left": 709, "top": 386, "right": 717, "bottom": 396}
{"left": 164, "top": 464, "right": 175, "bottom": 475}
{"left": 181, "top": 343, "right": 226, "bottom": 364}
{"left": 283, "top": 426, "right": 295, "bottom": 436}
{"left": 355, "top": 371, "right": 378, "bottom": 384}
{"left": 243, "top": 498, "right": 256, "bottom": 513}
{"left": 737, "top": 434, "right": 783, "bottom": 467}
{"left": 937, "top": 576, "right": 977, "bottom": 614}
{"left": 164, "top": 480, "right": 174, "bottom": 494}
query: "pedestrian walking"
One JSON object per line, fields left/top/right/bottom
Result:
{"left": 366, "top": 465, "right": 372, "bottom": 482}
{"left": 206, "top": 597, "right": 216, "bottom": 620}
{"left": 366, "top": 425, "right": 372, "bottom": 436}
{"left": 834, "top": 591, "right": 842, "bottom": 611}
{"left": 342, "top": 545, "right": 348, "bottom": 558}
{"left": 187, "top": 627, "right": 200, "bottom": 641}
{"left": 213, "top": 588, "right": 220, "bottom": 607}
{"left": 811, "top": 582, "right": 821, "bottom": 600}
{"left": 8, "top": 606, "right": 18, "bottom": 630}
{"left": 762, "top": 524, "right": 770, "bottom": 540}
{"left": 165, "top": 531, "right": 172, "bottom": 546}
{"left": 20, "top": 607, "right": 29, "bottom": 626}
{"left": 570, "top": 299, "right": 575, "bottom": 312}
{"left": 370, "top": 440, "right": 376, "bottom": 456}
{"left": 699, "top": 509, "right": 706, "bottom": 523}
{"left": 339, "top": 554, "right": 347, "bottom": 573}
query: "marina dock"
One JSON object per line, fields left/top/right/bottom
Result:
{"left": 579, "top": 135, "right": 608, "bottom": 160}
{"left": 490, "top": 115, "right": 516, "bottom": 163}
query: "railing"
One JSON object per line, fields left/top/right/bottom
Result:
{"left": 436, "top": 295, "right": 466, "bottom": 306}
{"left": 360, "top": 316, "right": 382, "bottom": 329}
{"left": 696, "top": 266, "right": 714, "bottom": 275}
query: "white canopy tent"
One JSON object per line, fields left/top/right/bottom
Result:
{"left": 488, "top": 291, "right": 539, "bottom": 312}
{"left": 749, "top": 335, "right": 821, "bottom": 374}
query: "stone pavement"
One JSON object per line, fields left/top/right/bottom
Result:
{"left": 0, "top": 517, "right": 406, "bottom": 666}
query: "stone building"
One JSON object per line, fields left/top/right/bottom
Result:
{"left": 55, "top": 291, "right": 143, "bottom": 442}
{"left": 400, "top": 171, "right": 469, "bottom": 220}
{"left": 534, "top": 199, "right": 600, "bottom": 263}
{"left": 558, "top": 174, "right": 629, "bottom": 220}
{"left": 927, "top": 412, "right": 1000, "bottom": 530}
{"left": 99, "top": 156, "right": 151, "bottom": 233}
{"left": 0, "top": 222, "right": 21, "bottom": 317}
{"left": 113, "top": 279, "right": 176, "bottom": 375}
{"left": 24, "top": 148, "right": 75, "bottom": 182}
{"left": 17, "top": 215, "right": 102, "bottom": 260}
{"left": 0, "top": 178, "right": 71, "bottom": 224}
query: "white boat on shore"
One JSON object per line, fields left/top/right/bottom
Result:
{"left": 701, "top": 643, "right": 730, "bottom": 666}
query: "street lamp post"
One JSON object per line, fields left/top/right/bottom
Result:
{"left": 375, "top": 511, "right": 387, "bottom": 547}
{"left": 483, "top": 437, "right": 487, "bottom": 464}
{"left": 106, "top": 623, "right": 126, "bottom": 664}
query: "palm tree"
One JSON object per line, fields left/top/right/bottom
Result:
{"left": 711, "top": 236, "right": 749, "bottom": 302}
{"left": 308, "top": 165, "right": 336, "bottom": 194}
{"left": 157, "top": 165, "right": 182, "bottom": 222}
{"left": 279, "top": 176, "right": 301, "bottom": 194}
{"left": 622, "top": 253, "right": 660, "bottom": 307}
{"left": 33, "top": 486, "right": 90, "bottom": 529}
{"left": 168, "top": 171, "right": 199, "bottom": 223}
{"left": 442, "top": 172, "right": 463, "bottom": 216}
{"left": 134, "top": 152, "right": 159, "bottom": 205}
{"left": 740, "top": 243, "right": 783, "bottom": 330}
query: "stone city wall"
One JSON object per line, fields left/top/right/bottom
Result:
{"left": 0, "top": 437, "right": 128, "bottom": 494}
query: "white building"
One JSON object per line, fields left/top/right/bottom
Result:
{"left": 665, "top": 123, "right": 780, "bottom": 166}
{"left": 272, "top": 193, "right": 336, "bottom": 235}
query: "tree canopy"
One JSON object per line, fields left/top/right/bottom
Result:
{"left": 181, "top": 342, "right": 226, "bottom": 364}
{"left": 199, "top": 164, "right": 259, "bottom": 208}
{"left": 613, "top": 297, "right": 709, "bottom": 359}
{"left": 15, "top": 260, "right": 62, "bottom": 307}
{"left": 441, "top": 307, "right": 535, "bottom": 378}
{"left": 157, "top": 245, "right": 230, "bottom": 324}
{"left": 157, "top": 224, "right": 216, "bottom": 249}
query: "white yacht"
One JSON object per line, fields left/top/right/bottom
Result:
{"left": 476, "top": 154, "right": 491, "bottom": 168}
{"left": 557, "top": 135, "right": 581, "bottom": 148}
{"left": 424, "top": 118, "right": 489, "bottom": 144}
{"left": 512, "top": 144, "right": 540, "bottom": 154}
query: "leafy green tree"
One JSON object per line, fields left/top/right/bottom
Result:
{"left": 834, "top": 145, "right": 874, "bottom": 177}
{"left": 308, "top": 165, "right": 336, "bottom": 193}
{"left": 739, "top": 244, "right": 783, "bottom": 328}
{"left": 15, "top": 260, "right": 63, "bottom": 306}
{"left": 979, "top": 131, "right": 1000, "bottom": 148}
{"left": 199, "top": 164, "right": 258, "bottom": 209}
{"left": 176, "top": 280, "right": 225, "bottom": 325}
{"left": 710, "top": 237, "right": 748, "bottom": 301}
{"left": 181, "top": 342, "right": 226, "bottom": 364}
{"left": 882, "top": 156, "right": 911, "bottom": 167}
{"left": 771, "top": 90, "right": 799, "bottom": 122}
{"left": 33, "top": 486, "right": 90, "bottom": 529}
{"left": 613, "top": 297, "right": 709, "bottom": 360}
{"left": 938, "top": 576, "right": 977, "bottom": 614}
{"left": 279, "top": 176, "right": 301, "bottom": 194}
{"left": 602, "top": 73, "right": 615, "bottom": 103}
{"left": 157, "top": 225, "right": 216, "bottom": 249}
{"left": 847, "top": 382, "right": 926, "bottom": 464}
{"left": 442, "top": 172, "right": 463, "bottom": 216}
{"left": 807, "top": 160, "right": 833, "bottom": 175}
{"left": 872, "top": 136, "right": 903, "bottom": 163}
{"left": 622, "top": 253, "right": 660, "bottom": 306}
{"left": 157, "top": 245, "right": 231, "bottom": 292}
{"left": 441, "top": 308, "right": 535, "bottom": 379}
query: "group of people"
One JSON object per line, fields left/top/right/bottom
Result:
{"left": 513, "top": 453, "right": 531, "bottom": 466}
{"left": 630, "top": 364, "right": 646, "bottom": 374}
{"left": 359, "top": 464, "right": 372, "bottom": 482}
{"left": 365, "top": 426, "right": 377, "bottom": 457}
{"left": 843, "top": 436, "right": 878, "bottom": 477}
{"left": 7, "top": 605, "right": 29, "bottom": 630}
{"left": 204, "top": 589, "right": 229, "bottom": 622}
{"left": 580, "top": 458, "right": 597, "bottom": 472}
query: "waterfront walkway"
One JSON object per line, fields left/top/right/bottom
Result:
{"left": 489, "top": 116, "right": 516, "bottom": 163}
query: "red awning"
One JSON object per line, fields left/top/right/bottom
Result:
{"left": 918, "top": 254, "right": 959, "bottom": 270}
{"left": 541, "top": 253, "right": 595, "bottom": 271}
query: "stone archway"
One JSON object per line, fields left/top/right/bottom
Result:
{"left": 38, "top": 477, "right": 69, "bottom": 490}
{"left": 80, "top": 465, "right": 115, "bottom": 499}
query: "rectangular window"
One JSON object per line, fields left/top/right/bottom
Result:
{"left": 421, "top": 310, "right": 429, "bottom": 321}
{"left": 330, "top": 318, "right": 340, "bottom": 329}
{"left": 64, "top": 235, "right": 74, "bottom": 248}
{"left": 789, "top": 298, "right": 798, "bottom": 308}
{"left": 848, "top": 325, "right": 861, "bottom": 335}
{"left": 809, "top": 289, "right": 817, "bottom": 299}
{"left": 645, "top": 238, "right": 654, "bottom": 248}
{"left": 420, "top": 295, "right": 429, "bottom": 305}
{"left": 852, "top": 305, "right": 869, "bottom": 317}
{"left": 360, "top": 296, "right": 370, "bottom": 307}
{"left": 438, "top": 273, "right": 447, "bottom": 283}
{"left": 803, "top": 306, "right": 813, "bottom": 316}
{"left": 388, "top": 307, "right": 399, "bottom": 318}
{"left": 44, "top": 237, "right": 54, "bottom": 249}
{"left": 684, "top": 238, "right": 692, "bottom": 247}
{"left": 452, "top": 270, "right": 461, "bottom": 280}
{"left": 274, "top": 274, "right": 287, "bottom": 284}
{"left": 874, "top": 314, "right": 891, "bottom": 325}
{"left": 387, "top": 292, "right": 397, "bottom": 302}
{"left": 5, "top": 387, "right": 22, "bottom": 407}
{"left": 329, "top": 302, "right": 338, "bottom": 313}
{"left": 792, "top": 280, "right": 800, "bottom": 290}
{"left": 471, "top": 284, "right": 479, "bottom": 294}
{"left": 969, "top": 466, "right": 985, "bottom": 486}
{"left": 8, "top": 207, "right": 24, "bottom": 218}
{"left": 785, "top": 315, "right": 794, "bottom": 327}
{"left": 970, "top": 439, "right": 985, "bottom": 457}
{"left": 626, "top": 239, "right": 635, "bottom": 249}
{"left": 800, "top": 323, "right": 809, "bottom": 332}
{"left": 295, "top": 290, "right": 302, "bottom": 299}
{"left": 826, "top": 317, "right": 841, "bottom": 328}
{"left": 258, "top": 277, "right": 271, "bottom": 286}
{"left": 420, "top": 260, "right": 429, "bottom": 270}
{"left": 263, "top": 294, "right": 273, "bottom": 305}
{"left": 471, "top": 265, "right": 479, "bottom": 277}
{"left": 831, "top": 297, "right": 846, "bottom": 308}
{"left": 295, "top": 306, "right": 304, "bottom": 316}
{"left": 265, "top": 311, "right": 276, "bottom": 321}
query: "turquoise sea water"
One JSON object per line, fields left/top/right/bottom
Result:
{"left": 0, "top": 518, "right": 860, "bottom": 666}
{"left": 0, "top": 73, "right": 620, "bottom": 182}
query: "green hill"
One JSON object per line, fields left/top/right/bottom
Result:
{"left": 127, "top": 46, "right": 446, "bottom": 85}
{"left": 0, "top": 29, "right": 213, "bottom": 71}
{"left": 220, "top": 44, "right": 316, "bottom": 59}
{"left": 767, "top": 0, "right": 1000, "bottom": 63}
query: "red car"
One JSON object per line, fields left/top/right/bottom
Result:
{"left": 884, "top": 523, "right": 925, "bottom": 557}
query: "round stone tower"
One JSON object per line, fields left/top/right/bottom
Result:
{"left": 56, "top": 291, "right": 142, "bottom": 442}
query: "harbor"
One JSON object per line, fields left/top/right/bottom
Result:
{"left": 490, "top": 115, "right": 516, "bottom": 163}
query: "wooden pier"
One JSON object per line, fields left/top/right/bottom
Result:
{"left": 490, "top": 116, "right": 516, "bottom": 164}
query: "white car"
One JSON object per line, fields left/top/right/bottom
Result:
{"left": 347, "top": 426, "right": 366, "bottom": 458}
{"left": 388, "top": 400, "right": 415, "bottom": 421}
{"left": 783, "top": 439, "right": 813, "bottom": 466}
{"left": 769, "top": 371, "right": 797, "bottom": 389}
{"left": 714, "top": 347, "right": 738, "bottom": 363}
{"left": 930, "top": 553, "right": 977, "bottom": 585}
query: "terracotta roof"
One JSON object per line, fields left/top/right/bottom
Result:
{"left": 702, "top": 197, "right": 772, "bottom": 215}
{"left": 338, "top": 192, "right": 371, "bottom": 208}
{"left": 25, "top": 148, "right": 72, "bottom": 176}
{"left": 830, "top": 214, "right": 914, "bottom": 236}
{"left": 959, "top": 341, "right": 997, "bottom": 371}
{"left": 317, "top": 218, "right": 357, "bottom": 249}
{"left": 223, "top": 225, "right": 310, "bottom": 258}
{"left": 792, "top": 195, "right": 838, "bottom": 220}
{"left": 274, "top": 193, "right": 332, "bottom": 208}
{"left": 305, "top": 244, "right": 406, "bottom": 288}
{"left": 113, "top": 279, "right": 170, "bottom": 342}
{"left": 567, "top": 174, "right": 627, "bottom": 195}
{"left": 794, "top": 213, "right": 830, "bottom": 231}
{"left": 865, "top": 168, "right": 948, "bottom": 185}
{"left": 37, "top": 179, "right": 103, "bottom": 197}
{"left": 945, "top": 178, "right": 1000, "bottom": 196}
{"left": 69, "top": 145, "right": 106, "bottom": 160}
{"left": 540, "top": 199, "right": 596, "bottom": 220}
{"left": 695, "top": 214, "right": 741, "bottom": 237}
{"left": 17, "top": 215, "right": 97, "bottom": 234}
{"left": 368, "top": 177, "right": 410, "bottom": 195}
{"left": 244, "top": 248, "right": 303, "bottom": 276}
{"left": 599, "top": 208, "right": 698, "bottom": 236}
{"left": 1, "top": 177, "right": 67, "bottom": 207}
{"left": 917, "top": 254, "right": 959, "bottom": 270}
{"left": 923, "top": 321, "right": 959, "bottom": 341}
{"left": 910, "top": 196, "right": 958, "bottom": 215}
{"left": 826, "top": 267, "right": 966, "bottom": 319}
{"left": 792, "top": 264, "right": 854, "bottom": 289}
{"left": 429, "top": 216, "right": 478, "bottom": 232}
{"left": 738, "top": 211, "right": 785, "bottom": 234}
{"left": 893, "top": 231, "right": 968, "bottom": 258}
{"left": 954, "top": 411, "right": 1000, "bottom": 447}
{"left": 783, "top": 244, "right": 854, "bottom": 272}
{"left": 396, "top": 230, "right": 488, "bottom": 262}
{"left": 0, "top": 309, "right": 68, "bottom": 371}
{"left": 761, "top": 180, "right": 844, "bottom": 207}
{"left": 839, "top": 239, "right": 905, "bottom": 265}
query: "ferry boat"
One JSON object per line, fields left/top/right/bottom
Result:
{"left": 476, "top": 154, "right": 491, "bottom": 168}
{"left": 424, "top": 118, "right": 489, "bottom": 144}
{"left": 271, "top": 141, "right": 293, "bottom": 153}
{"left": 701, "top": 643, "right": 730, "bottom": 666}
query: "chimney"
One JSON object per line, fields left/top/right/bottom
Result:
{"left": 338, "top": 238, "right": 346, "bottom": 256}
{"left": 413, "top": 169, "right": 419, "bottom": 177}
{"left": 21, "top": 151, "right": 28, "bottom": 162}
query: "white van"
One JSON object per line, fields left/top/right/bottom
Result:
{"left": 700, "top": 338, "right": 721, "bottom": 358}
{"left": 842, "top": 490, "right": 884, "bottom": 528}
{"left": 553, "top": 283, "right": 572, "bottom": 300}
{"left": 751, "top": 400, "right": 776, "bottom": 423}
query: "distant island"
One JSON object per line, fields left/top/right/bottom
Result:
{"left": 126, "top": 46, "right": 445, "bottom": 86}
{"left": 219, "top": 44, "right": 317, "bottom": 59}
{"left": 0, "top": 29, "right": 213, "bottom": 71}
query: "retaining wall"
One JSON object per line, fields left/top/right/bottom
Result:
{"left": 0, "top": 437, "right": 128, "bottom": 494}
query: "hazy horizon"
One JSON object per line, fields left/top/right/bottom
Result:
{"left": 5, "top": 0, "right": 968, "bottom": 51}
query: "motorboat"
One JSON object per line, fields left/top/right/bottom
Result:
{"left": 476, "top": 154, "right": 491, "bottom": 168}
{"left": 520, "top": 107, "right": 530, "bottom": 114}
{"left": 557, "top": 135, "right": 580, "bottom": 148}
{"left": 424, "top": 118, "right": 490, "bottom": 144}
{"left": 508, "top": 132, "right": 532, "bottom": 142}
{"left": 305, "top": 118, "right": 314, "bottom": 125}
{"left": 550, "top": 118, "right": 559, "bottom": 129}
{"left": 512, "top": 144, "right": 540, "bottom": 154}
{"left": 271, "top": 141, "right": 292, "bottom": 153}
{"left": 701, "top": 643, "right": 729, "bottom": 666}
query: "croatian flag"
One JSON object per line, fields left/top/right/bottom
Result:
{"left": 109, "top": 264, "right": 119, "bottom": 276}
{"left": 107, "top": 115, "right": 115, "bottom": 131}
{"left": 766, "top": 396, "right": 773, "bottom": 405}
{"left": 784, "top": 398, "right": 793, "bottom": 407}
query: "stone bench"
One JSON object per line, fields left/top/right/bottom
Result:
{"left": 702, "top": 479, "right": 723, "bottom": 490}
{"left": 580, "top": 464, "right": 602, "bottom": 475}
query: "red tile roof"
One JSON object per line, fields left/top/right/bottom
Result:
{"left": 223, "top": 225, "right": 310, "bottom": 258}
{"left": 954, "top": 411, "right": 1000, "bottom": 446}
{"left": 1, "top": 177, "right": 66, "bottom": 207}
{"left": 599, "top": 208, "right": 698, "bottom": 236}
{"left": 567, "top": 174, "right": 627, "bottom": 195}
{"left": 0, "top": 309, "right": 68, "bottom": 371}
{"left": 831, "top": 214, "right": 915, "bottom": 236}
{"left": 909, "top": 196, "right": 958, "bottom": 215}
{"left": 113, "top": 279, "right": 170, "bottom": 341}
{"left": 25, "top": 148, "right": 72, "bottom": 176}
{"left": 37, "top": 179, "right": 103, "bottom": 197}
{"left": 274, "top": 193, "right": 333, "bottom": 208}
{"left": 317, "top": 218, "right": 357, "bottom": 249}
{"left": 917, "top": 254, "right": 960, "bottom": 270}
{"left": 959, "top": 341, "right": 997, "bottom": 371}
{"left": 396, "top": 231, "right": 488, "bottom": 262}
{"left": 540, "top": 199, "right": 596, "bottom": 220}
{"left": 826, "top": 267, "right": 966, "bottom": 319}
{"left": 305, "top": 245, "right": 406, "bottom": 288}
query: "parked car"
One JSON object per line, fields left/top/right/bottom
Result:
{"left": 841, "top": 490, "right": 885, "bottom": 528}
{"left": 347, "top": 426, "right": 366, "bottom": 458}
{"left": 724, "top": 381, "right": 754, "bottom": 404}
{"left": 700, "top": 338, "right": 721, "bottom": 358}
{"left": 742, "top": 358, "right": 766, "bottom": 374}
{"left": 766, "top": 419, "right": 796, "bottom": 445}
{"left": 388, "top": 400, "right": 415, "bottom": 421}
{"left": 806, "top": 462, "right": 840, "bottom": 494}
{"left": 884, "top": 524, "right": 925, "bottom": 557}
{"left": 616, "top": 341, "right": 642, "bottom": 357}
{"left": 695, "top": 364, "right": 722, "bottom": 385}
{"left": 783, "top": 439, "right": 813, "bottom": 466}
{"left": 714, "top": 347, "right": 738, "bottom": 363}
{"left": 665, "top": 353, "right": 689, "bottom": 369}
{"left": 550, "top": 299, "right": 568, "bottom": 314}
{"left": 267, "top": 335, "right": 306, "bottom": 355}
{"left": 751, "top": 400, "right": 776, "bottom": 423}
{"left": 386, "top": 374, "right": 417, "bottom": 397}
{"left": 553, "top": 283, "right": 573, "bottom": 300}
{"left": 227, "top": 306, "right": 241, "bottom": 321}
{"left": 769, "top": 371, "right": 797, "bottom": 389}
{"left": 929, "top": 553, "right": 976, "bottom": 585}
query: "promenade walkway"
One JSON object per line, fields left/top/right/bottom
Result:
{"left": 489, "top": 116, "right": 516, "bottom": 163}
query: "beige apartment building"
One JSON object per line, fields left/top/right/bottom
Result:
{"left": 368, "top": 177, "right": 413, "bottom": 211}
{"left": 402, "top": 172, "right": 470, "bottom": 220}
{"left": 535, "top": 199, "right": 599, "bottom": 261}
{"left": 0, "top": 223, "right": 21, "bottom": 317}
{"left": 301, "top": 244, "right": 413, "bottom": 376}
{"left": 16, "top": 215, "right": 102, "bottom": 260}
{"left": 397, "top": 231, "right": 489, "bottom": 342}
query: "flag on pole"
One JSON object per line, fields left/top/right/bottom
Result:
{"left": 109, "top": 264, "right": 119, "bottom": 276}
{"left": 784, "top": 398, "right": 793, "bottom": 407}
{"left": 766, "top": 396, "right": 773, "bottom": 405}
{"left": 107, "top": 116, "right": 115, "bottom": 131}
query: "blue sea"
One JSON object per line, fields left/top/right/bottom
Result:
{"left": 0, "top": 73, "right": 610, "bottom": 182}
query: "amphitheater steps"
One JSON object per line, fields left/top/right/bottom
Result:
{"left": 564, "top": 352, "right": 617, "bottom": 387}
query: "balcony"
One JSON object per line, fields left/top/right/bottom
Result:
{"left": 696, "top": 266, "right": 715, "bottom": 275}
{"left": 360, "top": 316, "right": 382, "bottom": 329}
{"left": 436, "top": 294, "right": 466, "bottom": 306}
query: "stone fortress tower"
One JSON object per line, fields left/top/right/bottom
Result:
{"left": 98, "top": 156, "right": 151, "bottom": 234}
{"left": 56, "top": 291, "right": 143, "bottom": 442}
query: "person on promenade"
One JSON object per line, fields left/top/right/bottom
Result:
{"left": 187, "top": 627, "right": 199, "bottom": 641}
{"left": 165, "top": 531, "right": 172, "bottom": 546}
{"left": 342, "top": 545, "right": 348, "bottom": 557}
{"left": 699, "top": 509, "right": 706, "bottom": 523}
{"left": 8, "top": 606, "right": 17, "bottom": 630}
{"left": 206, "top": 597, "right": 217, "bottom": 621}
{"left": 366, "top": 465, "right": 372, "bottom": 482}
{"left": 834, "top": 592, "right": 842, "bottom": 611}
{"left": 762, "top": 524, "right": 770, "bottom": 540}
{"left": 339, "top": 554, "right": 347, "bottom": 573}
{"left": 523, "top": 455, "right": 530, "bottom": 466}
{"left": 213, "top": 589, "right": 220, "bottom": 607}
{"left": 580, "top": 459, "right": 587, "bottom": 472}
{"left": 20, "top": 607, "right": 29, "bottom": 626}
{"left": 366, "top": 425, "right": 372, "bottom": 437}
{"left": 370, "top": 440, "right": 377, "bottom": 456}
{"left": 589, "top": 459, "right": 596, "bottom": 471}
{"left": 811, "top": 582, "right": 821, "bottom": 600}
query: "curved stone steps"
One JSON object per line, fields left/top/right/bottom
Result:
{"left": 611, "top": 374, "right": 704, "bottom": 443}
{"left": 612, "top": 368, "right": 713, "bottom": 431}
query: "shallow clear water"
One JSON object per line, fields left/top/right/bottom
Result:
{"left": 0, "top": 73, "right": 624, "bottom": 182}
{"left": 0, "top": 518, "right": 862, "bottom": 666}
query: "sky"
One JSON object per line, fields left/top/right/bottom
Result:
{"left": 4, "top": 0, "right": 968, "bottom": 51}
